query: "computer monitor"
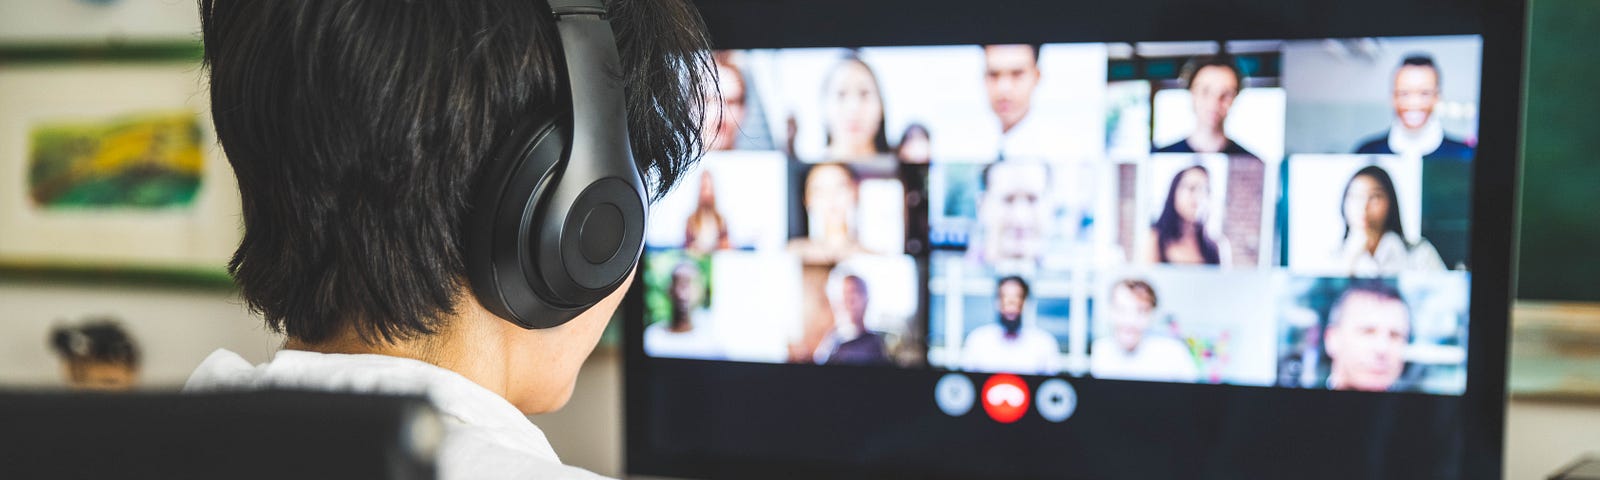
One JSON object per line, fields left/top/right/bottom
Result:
{"left": 0, "top": 391, "right": 439, "bottom": 479}
{"left": 625, "top": 0, "right": 1523, "bottom": 477}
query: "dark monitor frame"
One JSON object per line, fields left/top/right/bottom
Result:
{"left": 625, "top": 0, "right": 1525, "bottom": 478}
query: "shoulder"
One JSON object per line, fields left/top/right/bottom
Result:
{"left": 1155, "top": 139, "right": 1191, "bottom": 153}
{"left": 965, "top": 324, "right": 1001, "bottom": 343}
{"left": 1355, "top": 134, "right": 1391, "bottom": 154}
{"left": 1407, "top": 237, "right": 1447, "bottom": 270}
{"left": 440, "top": 426, "right": 610, "bottom": 480}
{"left": 1435, "top": 137, "right": 1475, "bottom": 158}
{"left": 1023, "top": 327, "right": 1059, "bottom": 347}
{"left": 1223, "top": 139, "right": 1257, "bottom": 158}
{"left": 1145, "top": 336, "right": 1191, "bottom": 356}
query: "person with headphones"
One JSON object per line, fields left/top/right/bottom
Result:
{"left": 181, "top": 1, "right": 714, "bottom": 478}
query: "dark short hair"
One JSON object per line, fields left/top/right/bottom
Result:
{"left": 1180, "top": 55, "right": 1242, "bottom": 92}
{"left": 201, "top": 0, "right": 714, "bottom": 343}
{"left": 1113, "top": 279, "right": 1157, "bottom": 309}
{"left": 50, "top": 317, "right": 140, "bottom": 367}
{"left": 1327, "top": 280, "right": 1408, "bottom": 330}
{"left": 1398, "top": 54, "right": 1441, "bottom": 86}
{"left": 997, "top": 275, "right": 1030, "bottom": 300}
{"left": 843, "top": 274, "right": 869, "bottom": 299}
{"left": 981, "top": 43, "right": 1043, "bottom": 64}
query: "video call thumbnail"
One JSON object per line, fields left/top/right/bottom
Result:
{"left": 643, "top": 35, "right": 1480, "bottom": 396}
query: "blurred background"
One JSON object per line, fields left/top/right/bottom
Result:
{"left": 0, "top": 0, "right": 1595, "bottom": 478}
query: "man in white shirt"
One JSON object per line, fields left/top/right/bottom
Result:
{"left": 983, "top": 44, "right": 1061, "bottom": 162}
{"left": 1089, "top": 279, "right": 1198, "bottom": 383}
{"left": 183, "top": 1, "right": 715, "bottom": 478}
{"left": 960, "top": 276, "right": 1062, "bottom": 375}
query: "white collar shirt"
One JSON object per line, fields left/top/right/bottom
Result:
{"left": 184, "top": 349, "right": 609, "bottom": 480}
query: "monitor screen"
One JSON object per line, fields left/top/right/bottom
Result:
{"left": 626, "top": 1, "right": 1521, "bottom": 478}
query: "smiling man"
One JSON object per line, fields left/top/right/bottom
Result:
{"left": 1355, "top": 55, "right": 1473, "bottom": 159}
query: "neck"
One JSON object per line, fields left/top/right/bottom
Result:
{"left": 1001, "top": 111, "right": 1028, "bottom": 134}
{"left": 282, "top": 302, "right": 513, "bottom": 404}
{"left": 830, "top": 141, "right": 876, "bottom": 159}
{"left": 668, "top": 311, "right": 694, "bottom": 333}
{"left": 1187, "top": 129, "right": 1227, "bottom": 153}
{"left": 1364, "top": 228, "right": 1384, "bottom": 254}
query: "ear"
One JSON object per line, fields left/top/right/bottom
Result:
{"left": 1322, "top": 325, "right": 1343, "bottom": 359}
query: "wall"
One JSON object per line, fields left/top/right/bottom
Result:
{"left": 0, "top": 281, "right": 279, "bottom": 388}
{"left": 1517, "top": 0, "right": 1600, "bottom": 301}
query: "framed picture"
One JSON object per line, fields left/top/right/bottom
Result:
{"left": 0, "top": 44, "right": 238, "bottom": 287}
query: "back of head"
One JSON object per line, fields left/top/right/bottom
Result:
{"left": 199, "top": 0, "right": 713, "bottom": 344}
{"left": 50, "top": 317, "right": 140, "bottom": 368}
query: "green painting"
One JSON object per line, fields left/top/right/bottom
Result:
{"left": 27, "top": 111, "right": 204, "bottom": 209}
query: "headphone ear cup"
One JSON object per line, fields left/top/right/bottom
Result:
{"left": 465, "top": 112, "right": 588, "bottom": 329}
{"left": 530, "top": 176, "right": 646, "bottom": 306}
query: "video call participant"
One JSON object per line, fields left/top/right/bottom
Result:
{"left": 1156, "top": 55, "right": 1257, "bottom": 158}
{"left": 1323, "top": 281, "right": 1412, "bottom": 392}
{"left": 969, "top": 161, "right": 1052, "bottom": 273}
{"left": 789, "top": 163, "right": 870, "bottom": 264}
{"left": 1144, "top": 165, "right": 1227, "bottom": 266}
{"left": 960, "top": 276, "right": 1062, "bottom": 375}
{"left": 1089, "top": 280, "right": 1197, "bottom": 383}
{"left": 822, "top": 54, "right": 892, "bottom": 161}
{"left": 1354, "top": 55, "right": 1472, "bottom": 159}
{"left": 50, "top": 317, "right": 141, "bottom": 391}
{"left": 181, "top": 1, "right": 714, "bottom": 477}
{"left": 813, "top": 273, "right": 890, "bottom": 366}
{"left": 684, "top": 170, "right": 731, "bottom": 254}
{"left": 1336, "top": 165, "right": 1445, "bottom": 275}
{"left": 702, "top": 51, "right": 743, "bottom": 151}
{"left": 645, "top": 261, "right": 724, "bottom": 360}
{"left": 1354, "top": 54, "right": 1472, "bottom": 270}
{"left": 702, "top": 51, "right": 757, "bottom": 151}
{"left": 897, "top": 124, "right": 932, "bottom": 255}
{"left": 983, "top": 44, "right": 1056, "bottom": 162}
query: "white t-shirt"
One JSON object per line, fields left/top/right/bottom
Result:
{"left": 1335, "top": 231, "right": 1446, "bottom": 276}
{"left": 1386, "top": 118, "right": 1446, "bottom": 158}
{"left": 184, "top": 349, "right": 608, "bottom": 480}
{"left": 998, "top": 113, "right": 1069, "bottom": 163}
{"left": 959, "top": 323, "right": 1062, "bottom": 375}
{"left": 643, "top": 315, "right": 724, "bottom": 360}
{"left": 1089, "top": 336, "right": 1198, "bottom": 383}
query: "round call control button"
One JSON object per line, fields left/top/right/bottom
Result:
{"left": 981, "top": 374, "right": 1030, "bottom": 424}
{"left": 934, "top": 373, "right": 976, "bottom": 417}
{"left": 1035, "top": 378, "right": 1078, "bottom": 423}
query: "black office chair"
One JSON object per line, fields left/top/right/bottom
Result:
{"left": 0, "top": 390, "right": 440, "bottom": 480}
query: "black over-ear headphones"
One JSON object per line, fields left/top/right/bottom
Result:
{"left": 464, "top": 0, "right": 645, "bottom": 329}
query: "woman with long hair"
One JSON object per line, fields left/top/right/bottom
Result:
{"left": 1145, "top": 165, "right": 1224, "bottom": 265}
{"left": 1336, "top": 165, "right": 1444, "bottom": 275}
{"left": 821, "top": 53, "right": 891, "bottom": 161}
